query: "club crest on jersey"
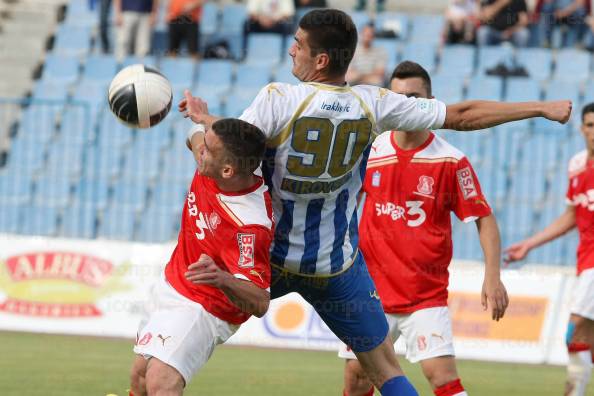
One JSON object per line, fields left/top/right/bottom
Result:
{"left": 417, "top": 175, "right": 434, "bottom": 195}
{"left": 372, "top": 171, "right": 381, "bottom": 187}
{"left": 209, "top": 212, "right": 221, "bottom": 230}
{"left": 237, "top": 233, "right": 256, "bottom": 268}
{"left": 456, "top": 167, "right": 478, "bottom": 200}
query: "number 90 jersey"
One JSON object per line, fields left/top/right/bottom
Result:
{"left": 240, "top": 82, "right": 446, "bottom": 276}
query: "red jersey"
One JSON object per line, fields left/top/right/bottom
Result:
{"left": 165, "top": 171, "right": 274, "bottom": 325}
{"left": 360, "top": 132, "right": 492, "bottom": 314}
{"left": 565, "top": 150, "right": 594, "bottom": 275}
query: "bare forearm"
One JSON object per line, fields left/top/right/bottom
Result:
{"left": 525, "top": 207, "right": 576, "bottom": 250}
{"left": 443, "top": 101, "right": 545, "bottom": 131}
{"left": 220, "top": 278, "right": 270, "bottom": 318}
{"left": 477, "top": 214, "right": 502, "bottom": 278}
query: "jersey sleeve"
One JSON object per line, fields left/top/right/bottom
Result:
{"left": 452, "top": 157, "right": 492, "bottom": 222}
{"left": 239, "top": 84, "right": 282, "bottom": 140}
{"left": 220, "top": 226, "right": 272, "bottom": 291}
{"left": 566, "top": 172, "right": 576, "bottom": 206}
{"left": 375, "top": 89, "right": 447, "bottom": 133}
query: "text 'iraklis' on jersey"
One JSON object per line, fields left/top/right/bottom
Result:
{"left": 320, "top": 101, "right": 351, "bottom": 113}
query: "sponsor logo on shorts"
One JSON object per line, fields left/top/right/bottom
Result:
{"left": 137, "top": 333, "right": 152, "bottom": 346}
{"left": 417, "top": 335, "right": 427, "bottom": 351}
{"left": 237, "top": 234, "right": 255, "bottom": 268}
{"left": 431, "top": 333, "right": 445, "bottom": 342}
{"left": 157, "top": 334, "right": 171, "bottom": 346}
{"left": 456, "top": 167, "right": 478, "bottom": 200}
{"left": 369, "top": 290, "right": 380, "bottom": 300}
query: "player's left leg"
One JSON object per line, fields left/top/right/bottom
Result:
{"left": 420, "top": 356, "right": 466, "bottom": 396}
{"left": 145, "top": 357, "right": 185, "bottom": 396}
{"left": 130, "top": 355, "right": 148, "bottom": 396}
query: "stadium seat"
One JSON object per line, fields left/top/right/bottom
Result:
{"left": 515, "top": 48, "right": 552, "bottom": 81}
{"left": 234, "top": 64, "right": 272, "bottom": 98}
{"left": 554, "top": 49, "right": 591, "bottom": 82}
{"left": 200, "top": 2, "right": 220, "bottom": 52}
{"left": 544, "top": 79, "right": 581, "bottom": 105}
{"left": 60, "top": 203, "right": 97, "bottom": 239}
{"left": 120, "top": 55, "right": 158, "bottom": 69}
{"left": 6, "top": 136, "right": 47, "bottom": 175}
{"left": 476, "top": 45, "right": 514, "bottom": 75}
{"left": 64, "top": 2, "right": 97, "bottom": 28}
{"left": 408, "top": 14, "right": 443, "bottom": 44}
{"left": 438, "top": 45, "right": 475, "bottom": 77}
{"left": 73, "top": 178, "right": 111, "bottom": 211}
{"left": 111, "top": 179, "right": 148, "bottom": 211}
{"left": 245, "top": 33, "right": 284, "bottom": 66}
{"left": 0, "top": 203, "right": 22, "bottom": 234}
{"left": 97, "top": 205, "right": 136, "bottom": 240}
{"left": 505, "top": 78, "right": 542, "bottom": 102}
{"left": 431, "top": 75, "right": 464, "bottom": 104}
{"left": 451, "top": 221, "right": 483, "bottom": 261}
{"left": 224, "top": 95, "right": 255, "bottom": 118}
{"left": 195, "top": 60, "right": 233, "bottom": 95}
{"left": 582, "top": 80, "right": 594, "bottom": 105}
{"left": 136, "top": 203, "right": 179, "bottom": 243}
{"left": 21, "top": 204, "right": 59, "bottom": 236}
{"left": 53, "top": 25, "right": 92, "bottom": 57}
{"left": 375, "top": 12, "right": 409, "bottom": 42}
{"left": 400, "top": 42, "right": 436, "bottom": 73}
{"left": 120, "top": 144, "right": 161, "bottom": 182}
{"left": 31, "top": 81, "right": 69, "bottom": 102}
{"left": 466, "top": 76, "right": 503, "bottom": 101}
{"left": 97, "top": 111, "right": 134, "bottom": 149}
{"left": 82, "top": 54, "right": 118, "bottom": 84}
{"left": 159, "top": 57, "right": 196, "bottom": 86}
{"left": 59, "top": 106, "right": 96, "bottom": 145}
{"left": 151, "top": 182, "right": 188, "bottom": 210}
{"left": 33, "top": 173, "right": 72, "bottom": 208}
{"left": 274, "top": 63, "right": 300, "bottom": 85}
{"left": 45, "top": 143, "right": 84, "bottom": 179}
{"left": 0, "top": 173, "right": 32, "bottom": 205}
{"left": 85, "top": 144, "right": 124, "bottom": 180}
{"left": 219, "top": 4, "right": 248, "bottom": 60}
{"left": 161, "top": 148, "right": 196, "bottom": 183}
{"left": 41, "top": 54, "right": 80, "bottom": 85}
{"left": 349, "top": 11, "right": 370, "bottom": 31}
{"left": 17, "top": 105, "right": 61, "bottom": 144}
{"left": 374, "top": 38, "right": 399, "bottom": 77}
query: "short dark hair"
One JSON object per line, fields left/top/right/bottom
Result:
{"left": 211, "top": 118, "right": 266, "bottom": 175}
{"left": 299, "top": 9, "right": 358, "bottom": 77}
{"left": 582, "top": 102, "right": 594, "bottom": 122}
{"left": 390, "top": 60, "right": 432, "bottom": 97}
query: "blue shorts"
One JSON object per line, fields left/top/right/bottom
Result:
{"left": 271, "top": 253, "right": 389, "bottom": 353}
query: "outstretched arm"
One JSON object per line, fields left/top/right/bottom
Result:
{"left": 476, "top": 214, "right": 508, "bottom": 321}
{"left": 505, "top": 205, "right": 576, "bottom": 263}
{"left": 443, "top": 100, "right": 572, "bottom": 131}
{"left": 179, "top": 90, "right": 222, "bottom": 163}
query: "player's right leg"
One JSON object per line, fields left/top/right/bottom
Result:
{"left": 343, "top": 358, "right": 375, "bottom": 396}
{"left": 130, "top": 355, "right": 148, "bottom": 396}
{"left": 420, "top": 357, "right": 465, "bottom": 396}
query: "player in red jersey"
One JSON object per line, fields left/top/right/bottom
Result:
{"left": 506, "top": 103, "right": 594, "bottom": 396}
{"left": 339, "top": 61, "right": 509, "bottom": 396}
{"left": 129, "top": 118, "right": 274, "bottom": 396}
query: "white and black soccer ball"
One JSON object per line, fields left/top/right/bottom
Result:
{"left": 108, "top": 64, "right": 173, "bottom": 129}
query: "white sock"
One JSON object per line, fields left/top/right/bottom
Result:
{"left": 566, "top": 350, "right": 593, "bottom": 396}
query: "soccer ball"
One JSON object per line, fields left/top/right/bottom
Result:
{"left": 108, "top": 64, "right": 173, "bottom": 129}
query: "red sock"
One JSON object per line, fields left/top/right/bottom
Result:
{"left": 568, "top": 342, "right": 591, "bottom": 353}
{"left": 342, "top": 386, "right": 374, "bottom": 396}
{"left": 434, "top": 379, "right": 465, "bottom": 396}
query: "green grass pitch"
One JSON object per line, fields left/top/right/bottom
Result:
{"left": 1, "top": 331, "right": 592, "bottom": 395}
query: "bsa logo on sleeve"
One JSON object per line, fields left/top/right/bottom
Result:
{"left": 456, "top": 167, "right": 478, "bottom": 200}
{"left": 237, "top": 233, "right": 256, "bottom": 268}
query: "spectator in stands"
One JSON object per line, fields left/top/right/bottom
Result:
{"left": 114, "top": 0, "right": 158, "bottom": 62}
{"left": 355, "top": 0, "right": 385, "bottom": 13}
{"left": 99, "top": 0, "right": 112, "bottom": 53}
{"left": 443, "top": 0, "right": 479, "bottom": 44}
{"left": 536, "top": 0, "right": 588, "bottom": 48}
{"left": 584, "top": 14, "right": 594, "bottom": 50}
{"left": 294, "top": 0, "right": 327, "bottom": 9}
{"left": 346, "top": 23, "right": 388, "bottom": 86}
{"left": 246, "top": 0, "right": 295, "bottom": 35}
{"left": 476, "top": 0, "right": 530, "bottom": 47}
{"left": 167, "top": 0, "right": 203, "bottom": 58}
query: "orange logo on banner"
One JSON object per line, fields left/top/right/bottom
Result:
{"left": 274, "top": 302, "right": 306, "bottom": 331}
{"left": 0, "top": 252, "right": 130, "bottom": 318}
{"left": 449, "top": 292, "right": 548, "bottom": 342}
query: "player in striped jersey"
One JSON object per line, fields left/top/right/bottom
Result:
{"left": 338, "top": 61, "right": 508, "bottom": 396}
{"left": 180, "top": 9, "right": 571, "bottom": 395}
{"left": 506, "top": 103, "right": 594, "bottom": 396}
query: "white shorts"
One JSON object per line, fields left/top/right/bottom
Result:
{"left": 570, "top": 268, "right": 594, "bottom": 321}
{"left": 133, "top": 274, "right": 239, "bottom": 385}
{"left": 338, "top": 306, "right": 454, "bottom": 363}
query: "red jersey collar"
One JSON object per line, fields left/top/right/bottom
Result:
{"left": 390, "top": 131, "right": 434, "bottom": 157}
{"left": 202, "top": 174, "right": 264, "bottom": 196}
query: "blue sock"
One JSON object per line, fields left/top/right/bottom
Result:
{"left": 380, "top": 376, "right": 418, "bottom": 396}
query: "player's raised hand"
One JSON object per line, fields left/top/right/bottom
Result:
{"left": 503, "top": 241, "right": 531, "bottom": 266}
{"left": 184, "top": 254, "right": 231, "bottom": 289}
{"left": 179, "top": 90, "right": 210, "bottom": 125}
{"left": 541, "top": 100, "right": 572, "bottom": 124}
{"left": 481, "top": 276, "right": 509, "bottom": 321}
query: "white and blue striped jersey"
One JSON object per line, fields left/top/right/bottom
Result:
{"left": 240, "top": 82, "right": 446, "bottom": 276}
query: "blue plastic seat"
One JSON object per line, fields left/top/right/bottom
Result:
{"left": 374, "top": 38, "right": 399, "bottom": 77}
{"left": 111, "top": 179, "right": 148, "bottom": 211}
{"left": 97, "top": 111, "right": 134, "bottom": 148}
{"left": 544, "top": 79, "right": 581, "bottom": 105}
{"left": 234, "top": 64, "right": 272, "bottom": 96}
{"left": 120, "top": 145, "right": 161, "bottom": 182}
{"left": 515, "top": 48, "right": 552, "bottom": 81}
{"left": 400, "top": 42, "right": 436, "bottom": 73}
{"left": 64, "top": 2, "right": 97, "bottom": 28}
{"left": 476, "top": 45, "right": 514, "bottom": 75}
{"left": 53, "top": 25, "right": 92, "bottom": 57}
{"left": 0, "top": 203, "right": 22, "bottom": 233}
{"left": 161, "top": 149, "right": 197, "bottom": 183}
{"left": 21, "top": 204, "right": 59, "bottom": 236}
{"left": 554, "top": 49, "right": 591, "bottom": 82}
{"left": 196, "top": 60, "right": 233, "bottom": 95}
{"left": 152, "top": 182, "right": 188, "bottom": 210}
{"left": 349, "top": 11, "right": 370, "bottom": 31}
{"left": 45, "top": 143, "right": 84, "bottom": 178}
{"left": 82, "top": 54, "right": 118, "bottom": 83}
{"left": 224, "top": 95, "right": 255, "bottom": 118}
{"left": 73, "top": 178, "right": 110, "bottom": 210}
{"left": 431, "top": 75, "right": 464, "bottom": 104}
{"left": 33, "top": 174, "right": 72, "bottom": 208}
{"left": 505, "top": 78, "right": 542, "bottom": 102}
{"left": 31, "top": 82, "right": 69, "bottom": 102}
{"left": 438, "top": 45, "right": 475, "bottom": 77}
{"left": 159, "top": 57, "right": 196, "bottom": 86}
{"left": 120, "top": 55, "right": 158, "bottom": 69}
{"left": 466, "top": 76, "right": 503, "bottom": 101}
{"left": 409, "top": 14, "right": 443, "bottom": 44}
{"left": 375, "top": 13, "right": 408, "bottom": 41}
{"left": 85, "top": 144, "right": 124, "bottom": 180}
{"left": 42, "top": 54, "right": 80, "bottom": 85}
{"left": 274, "top": 63, "right": 300, "bottom": 84}
{"left": 60, "top": 202, "right": 97, "bottom": 239}
{"left": 245, "top": 33, "right": 284, "bottom": 66}
{"left": 219, "top": 4, "right": 248, "bottom": 60}
{"left": 200, "top": 2, "right": 220, "bottom": 47}
{"left": 136, "top": 203, "right": 179, "bottom": 243}
{"left": 6, "top": 136, "right": 47, "bottom": 175}
{"left": 98, "top": 205, "right": 136, "bottom": 240}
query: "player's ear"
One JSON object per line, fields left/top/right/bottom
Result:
{"left": 221, "top": 163, "right": 235, "bottom": 179}
{"left": 315, "top": 52, "right": 330, "bottom": 72}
